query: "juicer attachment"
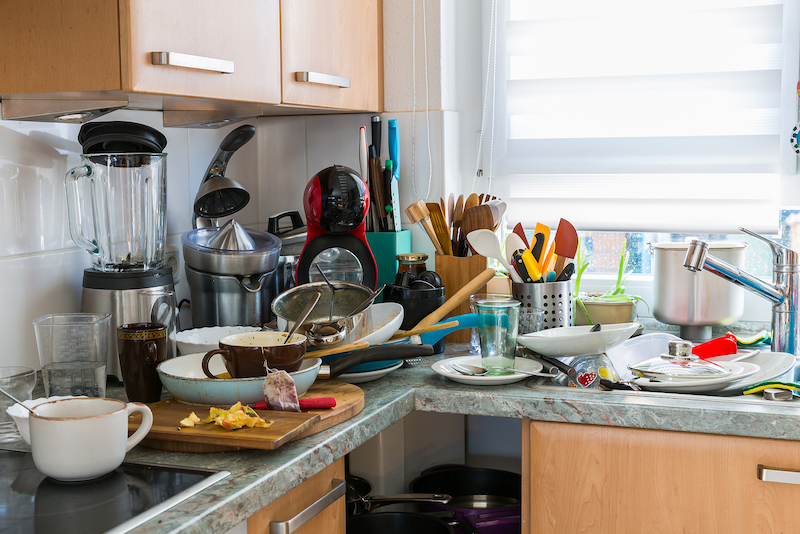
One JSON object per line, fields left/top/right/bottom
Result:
{"left": 193, "top": 125, "right": 255, "bottom": 228}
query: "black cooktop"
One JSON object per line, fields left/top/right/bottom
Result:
{"left": 0, "top": 449, "right": 229, "bottom": 534}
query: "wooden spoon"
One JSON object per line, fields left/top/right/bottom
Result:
{"left": 447, "top": 193, "right": 454, "bottom": 230}
{"left": 460, "top": 205, "right": 494, "bottom": 255}
{"left": 405, "top": 201, "right": 445, "bottom": 255}
{"left": 464, "top": 193, "right": 480, "bottom": 212}
{"left": 451, "top": 195, "right": 465, "bottom": 254}
{"left": 412, "top": 268, "right": 496, "bottom": 329}
{"left": 426, "top": 202, "right": 454, "bottom": 255}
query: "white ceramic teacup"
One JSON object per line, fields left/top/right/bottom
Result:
{"left": 25, "top": 397, "right": 153, "bottom": 482}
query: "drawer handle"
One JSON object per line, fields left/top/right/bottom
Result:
{"left": 758, "top": 464, "right": 800, "bottom": 484}
{"left": 269, "top": 478, "right": 345, "bottom": 534}
{"left": 151, "top": 52, "right": 235, "bottom": 74}
{"left": 294, "top": 71, "right": 351, "bottom": 88}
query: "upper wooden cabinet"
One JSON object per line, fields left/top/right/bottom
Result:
{"left": 280, "top": 0, "right": 384, "bottom": 112}
{"left": 0, "top": 0, "right": 382, "bottom": 122}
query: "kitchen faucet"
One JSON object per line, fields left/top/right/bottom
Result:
{"left": 683, "top": 228, "right": 799, "bottom": 356}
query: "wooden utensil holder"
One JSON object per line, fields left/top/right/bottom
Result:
{"left": 435, "top": 254, "right": 489, "bottom": 342}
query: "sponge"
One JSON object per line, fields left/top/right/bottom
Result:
{"left": 743, "top": 380, "right": 800, "bottom": 396}
{"left": 728, "top": 330, "right": 771, "bottom": 347}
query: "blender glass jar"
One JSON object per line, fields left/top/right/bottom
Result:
{"left": 66, "top": 153, "right": 167, "bottom": 272}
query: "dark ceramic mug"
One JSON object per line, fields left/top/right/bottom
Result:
{"left": 117, "top": 322, "right": 167, "bottom": 403}
{"left": 201, "top": 331, "right": 306, "bottom": 379}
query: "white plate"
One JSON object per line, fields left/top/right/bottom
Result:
{"left": 711, "top": 351, "right": 795, "bottom": 395}
{"left": 338, "top": 361, "right": 403, "bottom": 384}
{"left": 431, "top": 356, "right": 544, "bottom": 386}
{"left": 631, "top": 361, "right": 761, "bottom": 393}
{"left": 517, "top": 322, "right": 640, "bottom": 357}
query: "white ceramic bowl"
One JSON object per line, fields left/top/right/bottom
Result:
{"left": 157, "top": 352, "right": 321, "bottom": 406}
{"left": 517, "top": 322, "right": 641, "bottom": 357}
{"left": 174, "top": 325, "right": 260, "bottom": 355}
{"left": 7, "top": 396, "right": 86, "bottom": 444}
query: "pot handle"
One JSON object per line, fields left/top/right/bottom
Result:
{"left": 201, "top": 349, "right": 229, "bottom": 379}
{"left": 362, "top": 493, "right": 451, "bottom": 512}
{"left": 269, "top": 478, "right": 345, "bottom": 534}
{"left": 65, "top": 164, "right": 99, "bottom": 254}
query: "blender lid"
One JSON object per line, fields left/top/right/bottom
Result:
{"left": 79, "top": 121, "right": 168, "bottom": 154}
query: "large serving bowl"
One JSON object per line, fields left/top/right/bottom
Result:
{"left": 517, "top": 322, "right": 641, "bottom": 357}
{"left": 175, "top": 325, "right": 260, "bottom": 355}
{"left": 157, "top": 352, "right": 321, "bottom": 406}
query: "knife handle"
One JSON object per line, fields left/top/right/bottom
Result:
{"left": 513, "top": 251, "right": 533, "bottom": 283}
{"left": 371, "top": 115, "right": 381, "bottom": 157}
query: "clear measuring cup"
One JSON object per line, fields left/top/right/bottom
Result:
{"left": 32, "top": 313, "right": 111, "bottom": 397}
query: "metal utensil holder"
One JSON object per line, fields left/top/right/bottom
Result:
{"left": 511, "top": 281, "right": 573, "bottom": 329}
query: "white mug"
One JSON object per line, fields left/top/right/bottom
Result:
{"left": 26, "top": 397, "right": 153, "bottom": 482}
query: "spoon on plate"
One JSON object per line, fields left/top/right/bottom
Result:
{"left": 451, "top": 362, "right": 558, "bottom": 378}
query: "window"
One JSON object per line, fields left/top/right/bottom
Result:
{"left": 483, "top": 0, "right": 800, "bottom": 234}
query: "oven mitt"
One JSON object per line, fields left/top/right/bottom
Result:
{"left": 743, "top": 380, "right": 800, "bottom": 396}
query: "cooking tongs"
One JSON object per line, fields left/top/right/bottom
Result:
{"left": 193, "top": 125, "right": 255, "bottom": 228}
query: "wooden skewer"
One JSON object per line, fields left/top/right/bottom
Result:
{"left": 305, "top": 340, "right": 369, "bottom": 359}
{"left": 389, "top": 320, "right": 460, "bottom": 341}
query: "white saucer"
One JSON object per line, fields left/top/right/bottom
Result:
{"left": 431, "top": 356, "right": 544, "bottom": 386}
{"left": 631, "top": 361, "right": 761, "bottom": 393}
{"left": 338, "top": 361, "right": 404, "bottom": 384}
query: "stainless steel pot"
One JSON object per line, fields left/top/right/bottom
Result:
{"left": 272, "top": 281, "right": 372, "bottom": 347}
{"left": 650, "top": 242, "right": 747, "bottom": 341}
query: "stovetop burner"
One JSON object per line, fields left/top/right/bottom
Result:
{"left": 0, "top": 449, "right": 229, "bottom": 534}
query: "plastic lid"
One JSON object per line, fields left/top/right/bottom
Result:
{"left": 78, "top": 121, "right": 168, "bottom": 154}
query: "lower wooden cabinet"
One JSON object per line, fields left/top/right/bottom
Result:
{"left": 523, "top": 420, "right": 800, "bottom": 533}
{"left": 248, "top": 459, "right": 345, "bottom": 534}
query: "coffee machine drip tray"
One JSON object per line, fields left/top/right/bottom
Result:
{"left": 0, "top": 448, "right": 229, "bottom": 534}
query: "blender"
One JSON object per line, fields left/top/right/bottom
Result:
{"left": 66, "top": 121, "right": 174, "bottom": 380}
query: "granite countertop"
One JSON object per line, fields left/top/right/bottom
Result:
{"left": 12, "top": 343, "right": 800, "bottom": 533}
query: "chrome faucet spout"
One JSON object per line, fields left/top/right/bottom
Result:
{"left": 683, "top": 229, "right": 799, "bottom": 356}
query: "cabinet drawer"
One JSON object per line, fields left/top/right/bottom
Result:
{"left": 121, "top": 0, "right": 281, "bottom": 104}
{"left": 280, "top": 0, "right": 382, "bottom": 111}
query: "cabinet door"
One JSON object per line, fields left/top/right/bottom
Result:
{"left": 280, "top": 0, "right": 383, "bottom": 111}
{"left": 247, "top": 459, "right": 346, "bottom": 534}
{"left": 524, "top": 420, "right": 800, "bottom": 534}
{"left": 120, "top": 0, "right": 281, "bottom": 104}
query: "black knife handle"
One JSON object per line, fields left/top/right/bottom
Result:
{"left": 371, "top": 116, "right": 382, "bottom": 157}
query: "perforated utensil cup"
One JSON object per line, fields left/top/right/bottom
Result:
{"left": 511, "top": 282, "right": 573, "bottom": 330}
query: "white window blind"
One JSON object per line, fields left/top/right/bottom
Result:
{"left": 487, "top": 0, "right": 800, "bottom": 233}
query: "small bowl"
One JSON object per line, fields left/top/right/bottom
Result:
{"left": 175, "top": 325, "right": 261, "bottom": 355}
{"left": 157, "top": 353, "right": 321, "bottom": 406}
{"left": 7, "top": 396, "right": 87, "bottom": 444}
{"left": 517, "top": 322, "right": 641, "bottom": 357}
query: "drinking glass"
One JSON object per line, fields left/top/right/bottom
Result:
{"left": 477, "top": 298, "right": 520, "bottom": 375}
{"left": 469, "top": 293, "right": 510, "bottom": 354}
{"left": 0, "top": 366, "right": 37, "bottom": 443}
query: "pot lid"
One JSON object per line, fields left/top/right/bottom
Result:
{"left": 628, "top": 340, "right": 732, "bottom": 380}
{"left": 78, "top": 121, "right": 168, "bottom": 154}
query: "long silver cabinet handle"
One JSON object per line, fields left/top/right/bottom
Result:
{"left": 269, "top": 478, "right": 345, "bottom": 534}
{"left": 294, "top": 71, "right": 351, "bottom": 88}
{"left": 151, "top": 52, "right": 234, "bottom": 74}
{"left": 758, "top": 465, "right": 800, "bottom": 484}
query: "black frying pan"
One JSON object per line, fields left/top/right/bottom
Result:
{"left": 346, "top": 474, "right": 450, "bottom": 516}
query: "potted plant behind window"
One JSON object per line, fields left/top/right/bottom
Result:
{"left": 573, "top": 237, "right": 648, "bottom": 326}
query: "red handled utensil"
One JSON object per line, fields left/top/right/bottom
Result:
{"left": 553, "top": 218, "right": 578, "bottom": 277}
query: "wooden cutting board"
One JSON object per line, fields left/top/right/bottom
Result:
{"left": 129, "top": 380, "right": 364, "bottom": 453}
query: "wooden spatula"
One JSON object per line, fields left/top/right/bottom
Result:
{"left": 427, "top": 202, "right": 454, "bottom": 255}
{"left": 460, "top": 205, "right": 494, "bottom": 255}
{"left": 464, "top": 193, "right": 480, "bottom": 212}
{"left": 447, "top": 193, "right": 455, "bottom": 230}
{"left": 451, "top": 195, "right": 465, "bottom": 254}
{"left": 553, "top": 218, "right": 578, "bottom": 277}
{"left": 405, "top": 201, "right": 446, "bottom": 255}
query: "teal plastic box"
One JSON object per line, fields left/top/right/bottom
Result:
{"left": 366, "top": 230, "right": 411, "bottom": 297}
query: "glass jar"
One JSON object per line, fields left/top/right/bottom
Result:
{"left": 397, "top": 253, "right": 428, "bottom": 277}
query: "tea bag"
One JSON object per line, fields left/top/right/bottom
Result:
{"left": 263, "top": 368, "right": 300, "bottom": 412}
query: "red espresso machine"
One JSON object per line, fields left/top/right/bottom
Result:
{"left": 296, "top": 165, "right": 378, "bottom": 289}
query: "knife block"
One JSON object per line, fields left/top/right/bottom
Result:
{"left": 435, "top": 254, "right": 489, "bottom": 342}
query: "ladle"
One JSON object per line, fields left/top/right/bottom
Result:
{"left": 466, "top": 229, "right": 523, "bottom": 283}
{"left": 451, "top": 362, "right": 557, "bottom": 378}
{"left": 284, "top": 291, "right": 321, "bottom": 344}
{"left": 0, "top": 387, "right": 35, "bottom": 414}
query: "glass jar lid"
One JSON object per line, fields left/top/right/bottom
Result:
{"left": 397, "top": 253, "right": 428, "bottom": 263}
{"left": 628, "top": 340, "right": 732, "bottom": 380}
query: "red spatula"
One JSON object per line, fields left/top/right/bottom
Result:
{"left": 553, "top": 219, "right": 578, "bottom": 277}
{"left": 512, "top": 223, "right": 529, "bottom": 248}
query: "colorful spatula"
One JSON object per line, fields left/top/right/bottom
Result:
{"left": 553, "top": 218, "right": 578, "bottom": 277}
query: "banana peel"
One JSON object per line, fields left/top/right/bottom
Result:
{"left": 180, "top": 402, "right": 272, "bottom": 431}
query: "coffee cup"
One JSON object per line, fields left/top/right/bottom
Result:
{"left": 201, "top": 331, "right": 306, "bottom": 379}
{"left": 25, "top": 397, "right": 152, "bottom": 482}
{"left": 117, "top": 323, "right": 168, "bottom": 403}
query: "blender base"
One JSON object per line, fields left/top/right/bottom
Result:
{"left": 679, "top": 325, "right": 713, "bottom": 342}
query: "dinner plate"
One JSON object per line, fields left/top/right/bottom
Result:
{"left": 431, "top": 356, "right": 544, "bottom": 386}
{"left": 338, "top": 361, "right": 403, "bottom": 384}
{"left": 711, "top": 351, "right": 795, "bottom": 395}
{"left": 630, "top": 361, "right": 761, "bottom": 393}
{"left": 517, "top": 322, "right": 640, "bottom": 358}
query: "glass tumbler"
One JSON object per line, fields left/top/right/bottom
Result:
{"left": 470, "top": 293, "right": 511, "bottom": 354}
{"left": 0, "top": 366, "right": 37, "bottom": 443}
{"left": 477, "top": 298, "right": 520, "bottom": 375}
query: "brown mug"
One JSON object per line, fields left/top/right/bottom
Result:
{"left": 201, "top": 331, "right": 306, "bottom": 379}
{"left": 117, "top": 323, "right": 167, "bottom": 403}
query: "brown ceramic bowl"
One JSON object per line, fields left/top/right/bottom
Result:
{"left": 201, "top": 331, "right": 306, "bottom": 379}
